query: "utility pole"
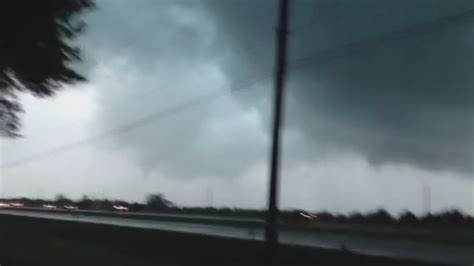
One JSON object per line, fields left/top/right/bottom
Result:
{"left": 265, "top": 0, "right": 290, "bottom": 265}
{"left": 422, "top": 184, "right": 431, "bottom": 215}
{"left": 207, "top": 187, "right": 213, "bottom": 208}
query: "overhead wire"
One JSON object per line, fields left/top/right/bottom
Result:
{"left": 108, "top": 43, "right": 267, "bottom": 110}
{"left": 0, "top": 75, "right": 272, "bottom": 169}
{"left": 3, "top": 7, "right": 473, "bottom": 170}
{"left": 288, "top": 8, "right": 474, "bottom": 70}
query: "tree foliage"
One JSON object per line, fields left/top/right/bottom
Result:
{"left": 0, "top": 194, "right": 472, "bottom": 229}
{"left": 146, "top": 193, "right": 174, "bottom": 211}
{"left": 55, "top": 193, "right": 73, "bottom": 204}
{"left": 0, "top": 0, "right": 95, "bottom": 137}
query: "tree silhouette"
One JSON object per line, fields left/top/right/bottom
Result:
{"left": 399, "top": 210, "right": 419, "bottom": 226}
{"left": 55, "top": 193, "right": 73, "bottom": 205}
{"left": 366, "top": 209, "right": 394, "bottom": 224}
{"left": 146, "top": 193, "right": 174, "bottom": 211}
{"left": 0, "top": 0, "right": 95, "bottom": 137}
{"left": 77, "top": 195, "right": 93, "bottom": 209}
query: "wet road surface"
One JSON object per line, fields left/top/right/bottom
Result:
{"left": 0, "top": 209, "right": 472, "bottom": 265}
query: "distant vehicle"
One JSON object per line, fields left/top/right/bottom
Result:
{"left": 0, "top": 202, "right": 11, "bottom": 208}
{"left": 10, "top": 202, "right": 24, "bottom": 207}
{"left": 299, "top": 212, "right": 318, "bottom": 220}
{"left": 64, "top": 205, "right": 79, "bottom": 210}
{"left": 287, "top": 211, "right": 319, "bottom": 225}
{"left": 113, "top": 205, "right": 129, "bottom": 211}
{"left": 43, "top": 204, "right": 57, "bottom": 209}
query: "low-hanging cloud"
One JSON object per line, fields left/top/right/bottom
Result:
{"left": 75, "top": 0, "right": 271, "bottom": 178}
{"left": 205, "top": 0, "right": 474, "bottom": 176}
{"left": 62, "top": 0, "right": 473, "bottom": 180}
{"left": 1, "top": 0, "right": 473, "bottom": 214}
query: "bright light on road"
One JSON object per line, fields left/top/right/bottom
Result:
{"left": 113, "top": 205, "right": 129, "bottom": 211}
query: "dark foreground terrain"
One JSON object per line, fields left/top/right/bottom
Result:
{"left": 0, "top": 214, "right": 441, "bottom": 266}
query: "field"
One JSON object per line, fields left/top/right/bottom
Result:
{"left": 0, "top": 214, "right": 439, "bottom": 266}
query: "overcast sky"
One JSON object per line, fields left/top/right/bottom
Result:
{"left": 0, "top": 0, "right": 473, "bottom": 215}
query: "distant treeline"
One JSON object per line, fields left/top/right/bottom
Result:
{"left": 281, "top": 209, "right": 474, "bottom": 229}
{"left": 178, "top": 207, "right": 474, "bottom": 229}
{"left": 1, "top": 194, "right": 472, "bottom": 228}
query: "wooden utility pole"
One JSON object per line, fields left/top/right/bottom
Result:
{"left": 265, "top": 0, "right": 290, "bottom": 265}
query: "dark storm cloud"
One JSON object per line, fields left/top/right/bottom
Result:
{"left": 205, "top": 0, "right": 474, "bottom": 175}
{"left": 2, "top": 1, "right": 473, "bottom": 212}
{"left": 288, "top": 19, "right": 474, "bottom": 173}
{"left": 76, "top": 0, "right": 270, "bottom": 178}
{"left": 79, "top": 0, "right": 473, "bottom": 179}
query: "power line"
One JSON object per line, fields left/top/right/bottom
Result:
{"left": 116, "top": 7, "right": 474, "bottom": 111}
{"left": 0, "top": 75, "right": 271, "bottom": 169}
{"left": 109, "top": 44, "right": 266, "bottom": 111}
{"left": 6, "top": 8, "right": 471, "bottom": 170}
{"left": 289, "top": 8, "right": 474, "bottom": 70}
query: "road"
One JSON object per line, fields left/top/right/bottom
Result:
{"left": 0, "top": 209, "right": 472, "bottom": 265}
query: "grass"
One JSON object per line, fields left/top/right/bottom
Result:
{"left": 0, "top": 214, "right": 440, "bottom": 266}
